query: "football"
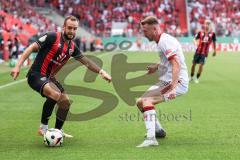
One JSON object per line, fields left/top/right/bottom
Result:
{"left": 43, "top": 128, "right": 63, "bottom": 147}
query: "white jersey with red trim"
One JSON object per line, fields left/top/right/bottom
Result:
{"left": 157, "top": 33, "right": 188, "bottom": 83}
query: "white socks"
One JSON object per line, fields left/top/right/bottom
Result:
{"left": 143, "top": 109, "right": 156, "bottom": 138}
{"left": 40, "top": 124, "right": 48, "bottom": 130}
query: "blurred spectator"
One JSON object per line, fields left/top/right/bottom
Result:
{"left": 90, "top": 37, "right": 95, "bottom": 52}
{"left": 0, "top": 0, "right": 58, "bottom": 36}
{"left": 0, "top": 0, "right": 59, "bottom": 61}
{"left": 82, "top": 36, "right": 87, "bottom": 52}
{"left": 7, "top": 38, "right": 13, "bottom": 56}
{"left": 95, "top": 37, "right": 104, "bottom": 51}
{"left": 0, "top": 31, "right": 4, "bottom": 62}
{"left": 74, "top": 36, "right": 82, "bottom": 50}
{"left": 10, "top": 36, "right": 20, "bottom": 59}
{"left": 136, "top": 37, "right": 142, "bottom": 49}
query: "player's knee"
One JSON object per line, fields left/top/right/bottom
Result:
{"left": 136, "top": 97, "right": 152, "bottom": 107}
{"left": 47, "top": 91, "right": 61, "bottom": 101}
{"left": 59, "top": 93, "right": 69, "bottom": 101}
{"left": 58, "top": 94, "right": 71, "bottom": 110}
{"left": 136, "top": 98, "right": 145, "bottom": 112}
{"left": 43, "top": 84, "right": 62, "bottom": 101}
{"left": 136, "top": 98, "right": 143, "bottom": 108}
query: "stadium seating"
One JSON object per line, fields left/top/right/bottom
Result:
{"left": 0, "top": 0, "right": 239, "bottom": 61}
{"left": 188, "top": 0, "right": 240, "bottom": 36}
{"left": 0, "top": 0, "right": 58, "bottom": 60}
{"left": 48, "top": 0, "right": 187, "bottom": 37}
{"left": 48, "top": 0, "right": 239, "bottom": 37}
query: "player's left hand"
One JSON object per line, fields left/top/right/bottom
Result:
{"left": 213, "top": 51, "right": 216, "bottom": 57}
{"left": 99, "top": 69, "right": 112, "bottom": 83}
{"left": 147, "top": 64, "right": 159, "bottom": 74}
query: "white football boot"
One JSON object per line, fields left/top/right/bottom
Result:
{"left": 189, "top": 77, "right": 194, "bottom": 82}
{"left": 61, "top": 129, "right": 73, "bottom": 138}
{"left": 194, "top": 78, "right": 199, "bottom": 83}
{"left": 136, "top": 137, "right": 159, "bottom": 148}
{"left": 38, "top": 124, "right": 48, "bottom": 136}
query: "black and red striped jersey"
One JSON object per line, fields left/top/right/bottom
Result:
{"left": 195, "top": 31, "right": 216, "bottom": 55}
{"left": 30, "top": 32, "right": 83, "bottom": 77}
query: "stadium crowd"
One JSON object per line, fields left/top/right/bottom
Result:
{"left": 0, "top": 0, "right": 58, "bottom": 62}
{"left": 0, "top": 0, "right": 58, "bottom": 35}
{"left": 0, "top": 0, "right": 239, "bottom": 62}
{"left": 188, "top": 0, "right": 240, "bottom": 36}
{"left": 48, "top": 0, "right": 183, "bottom": 37}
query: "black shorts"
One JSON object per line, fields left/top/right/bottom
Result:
{"left": 192, "top": 53, "right": 206, "bottom": 64}
{"left": 27, "top": 72, "right": 64, "bottom": 97}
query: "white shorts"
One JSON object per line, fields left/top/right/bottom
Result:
{"left": 147, "top": 80, "right": 188, "bottom": 102}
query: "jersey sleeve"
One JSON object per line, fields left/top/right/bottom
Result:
{"left": 195, "top": 32, "right": 200, "bottom": 40}
{"left": 71, "top": 42, "right": 84, "bottom": 59}
{"left": 35, "top": 32, "right": 56, "bottom": 48}
{"left": 161, "top": 40, "right": 178, "bottom": 61}
{"left": 212, "top": 32, "right": 216, "bottom": 42}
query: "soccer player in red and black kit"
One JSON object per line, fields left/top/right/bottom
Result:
{"left": 190, "top": 20, "right": 216, "bottom": 83}
{"left": 11, "top": 16, "right": 111, "bottom": 138}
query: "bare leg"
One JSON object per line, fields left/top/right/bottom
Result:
{"left": 136, "top": 86, "right": 166, "bottom": 147}
{"left": 42, "top": 83, "right": 70, "bottom": 129}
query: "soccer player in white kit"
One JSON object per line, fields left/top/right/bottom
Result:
{"left": 136, "top": 16, "right": 189, "bottom": 147}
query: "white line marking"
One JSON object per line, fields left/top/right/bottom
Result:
{"left": 0, "top": 52, "right": 112, "bottom": 90}
{"left": 0, "top": 78, "right": 26, "bottom": 90}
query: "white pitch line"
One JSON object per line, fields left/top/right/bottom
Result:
{"left": 0, "top": 51, "right": 113, "bottom": 90}
{"left": 0, "top": 78, "right": 26, "bottom": 90}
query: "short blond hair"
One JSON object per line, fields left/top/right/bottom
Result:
{"left": 141, "top": 16, "right": 159, "bottom": 25}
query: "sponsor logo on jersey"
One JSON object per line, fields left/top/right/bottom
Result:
{"left": 40, "top": 77, "right": 47, "bottom": 81}
{"left": 39, "top": 35, "right": 47, "bottom": 42}
{"left": 69, "top": 49, "right": 73, "bottom": 55}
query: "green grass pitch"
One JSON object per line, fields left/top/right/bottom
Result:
{"left": 0, "top": 51, "right": 239, "bottom": 160}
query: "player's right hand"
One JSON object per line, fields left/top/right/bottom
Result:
{"left": 160, "top": 80, "right": 178, "bottom": 95}
{"left": 147, "top": 64, "right": 158, "bottom": 74}
{"left": 11, "top": 67, "right": 20, "bottom": 80}
{"left": 99, "top": 69, "right": 112, "bottom": 83}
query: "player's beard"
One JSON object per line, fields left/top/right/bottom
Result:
{"left": 204, "top": 25, "right": 210, "bottom": 32}
{"left": 63, "top": 32, "right": 75, "bottom": 40}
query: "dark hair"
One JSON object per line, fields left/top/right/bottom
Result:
{"left": 64, "top": 15, "right": 79, "bottom": 26}
{"left": 141, "top": 16, "right": 159, "bottom": 25}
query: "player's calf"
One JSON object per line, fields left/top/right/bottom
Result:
{"left": 55, "top": 94, "right": 71, "bottom": 129}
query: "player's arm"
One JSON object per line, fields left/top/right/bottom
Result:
{"left": 75, "top": 56, "right": 112, "bottom": 82}
{"left": 147, "top": 62, "right": 160, "bottom": 74}
{"left": 193, "top": 39, "right": 199, "bottom": 46}
{"left": 11, "top": 42, "right": 39, "bottom": 80}
{"left": 161, "top": 56, "right": 180, "bottom": 94}
{"left": 170, "top": 57, "right": 180, "bottom": 88}
{"left": 193, "top": 32, "right": 200, "bottom": 46}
